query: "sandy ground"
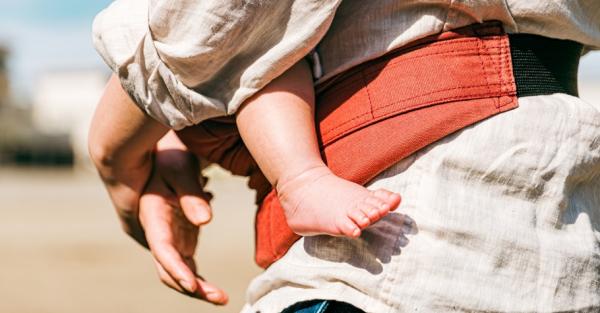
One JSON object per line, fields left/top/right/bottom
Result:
{"left": 0, "top": 166, "right": 262, "bottom": 313}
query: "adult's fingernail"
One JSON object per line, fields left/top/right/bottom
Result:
{"left": 196, "top": 209, "right": 211, "bottom": 223}
{"left": 180, "top": 280, "right": 195, "bottom": 293}
{"left": 206, "top": 292, "right": 227, "bottom": 304}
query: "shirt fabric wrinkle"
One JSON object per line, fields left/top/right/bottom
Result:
{"left": 93, "top": 0, "right": 600, "bottom": 129}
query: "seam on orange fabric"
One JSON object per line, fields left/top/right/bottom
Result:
{"left": 494, "top": 39, "right": 510, "bottom": 96}
{"left": 492, "top": 41, "right": 509, "bottom": 106}
{"left": 316, "top": 40, "right": 481, "bottom": 93}
{"left": 319, "top": 76, "right": 367, "bottom": 98}
{"left": 326, "top": 44, "right": 504, "bottom": 94}
{"left": 477, "top": 37, "right": 494, "bottom": 103}
{"left": 376, "top": 90, "right": 498, "bottom": 115}
{"left": 323, "top": 95, "right": 503, "bottom": 146}
{"left": 497, "top": 36, "right": 516, "bottom": 110}
{"left": 321, "top": 42, "right": 505, "bottom": 95}
{"left": 364, "top": 48, "right": 488, "bottom": 77}
{"left": 320, "top": 35, "right": 517, "bottom": 144}
{"left": 388, "top": 35, "right": 504, "bottom": 59}
{"left": 323, "top": 92, "right": 509, "bottom": 144}
{"left": 501, "top": 36, "right": 516, "bottom": 95}
{"left": 504, "top": 40, "right": 515, "bottom": 92}
{"left": 484, "top": 39, "right": 503, "bottom": 85}
{"left": 386, "top": 37, "right": 478, "bottom": 54}
{"left": 479, "top": 36, "right": 515, "bottom": 109}
{"left": 498, "top": 97, "right": 515, "bottom": 110}
{"left": 360, "top": 70, "right": 375, "bottom": 119}
{"left": 496, "top": 43, "right": 506, "bottom": 96}
{"left": 372, "top": 84, "right": 506, "bottom": 113}
{"left": 323, "top": 47, "right": 504, "bottom": 102}
{"left": 496, "top": 37, "right": 507, "bottom": 95}
{"left": 320, "top": 48, "right": 479, "bottom": 96}
{"left": 315, "top": 24, "right": 505, "bottom": 94}
{"left": 505, "top": 38, "right": 514, "bottom": 89}
{"left": 320, "top": 50, "right": 466, "bottom": 97}
{"left": 360, "top": 38, "right": 480, "bottom": 71}
{"left": 491, "top": 37, "right": 516, "bottom": 109}
{"left": 496, "top": 41, "right": 509, "bottom": 109}
{"left": 321, "top": 82, "right": 509, "bottom": 138}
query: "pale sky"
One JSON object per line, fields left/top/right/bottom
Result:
{"left": 0, "top": 0, "right": 598, "bottom": 101}
{"left": 0, "top": 0, "right": 112, "bottom": 99}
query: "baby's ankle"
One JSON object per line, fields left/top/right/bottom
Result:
{"left": 275, "top": 164, "right": 333, "bottom": 196}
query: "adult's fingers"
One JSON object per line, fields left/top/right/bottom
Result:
{"left": 140, "top": 192, "right": 227, "bottom": 304}
{"left": 152, "top": 258, "right": 229, "bottom": 304}
{"left": 153, "top": 258, "right": 187, "bottom": 293}
{"left": 180, "top": 193, "right": 213, "bottom": 226}
{"left": 192, "top": 274, "right": 229, "bottom": 304}
{"left": 171, "top": 172, "right": 213, "bottom": 226}
{"left": 156, "top": 150, "right": 213, "bottom": 226}
{"left": 140, "top": 193, "right": 198, "bottom": 292}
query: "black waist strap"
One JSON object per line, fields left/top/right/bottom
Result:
{"left": 509, "top": 34, "right": 583, "bottom": 97}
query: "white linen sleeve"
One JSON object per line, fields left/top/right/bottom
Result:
{"left": 92, "top": 0, "right": 341, "bottom": 130}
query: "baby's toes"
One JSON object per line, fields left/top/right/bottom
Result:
{"left": 372, "top": 189, "right": 401, "bottom": 211}
{"left": 348, "top": 209, "right": 371, "bottom": 229}
{"left": 364, "top": 195, "right": 390, "bottom": 220}
{"left": 361, "top": 197, "right": 386, "bottom": 222}
{"left": 336, "top": 218, "right": 361, "bottom": 238}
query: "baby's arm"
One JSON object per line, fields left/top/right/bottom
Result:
{"left": 236, "top": 60, "right": 401, "bottom": 237}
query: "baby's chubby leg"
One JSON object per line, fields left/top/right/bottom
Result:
{"left": 236, "top": 60, "right": 400, "bottom": 237}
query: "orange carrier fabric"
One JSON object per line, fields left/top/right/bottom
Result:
{"left": 177, "top": 22, "right": 519, "bottom": 269}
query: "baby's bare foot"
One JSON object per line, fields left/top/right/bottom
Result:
{"left": 276, "top": 166, "right": 401, "bottom": 237}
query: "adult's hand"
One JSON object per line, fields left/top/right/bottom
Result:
{"left": 140, "top": 119, "right": 274, "bottom": 304}
{"left": 89, "top": 76, "right": 227, "bottom": 304}
{"left": 138, "top": 131, "right": 228, "bottom": 304}
{"left": 89, "top": 74, "right": 168, "bottom": 248}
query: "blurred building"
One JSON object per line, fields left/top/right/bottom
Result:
{"left": 0, "top": 45, "right": 39, "bottom": 165}
{"left": 32, "top": 69, "right": 108, "bottom": 167}
{"left": 0, "top": 46, "right": 8, "bottom": 107}
{"left": 0, "top": 59, "right": 109, "bottom": 167}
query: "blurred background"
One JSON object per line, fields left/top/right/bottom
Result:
{"left": 0, "top": 1, "right": 598, "bottom": 313}
{"left": 0, "top": 1, "right": 261, "bottom": 313}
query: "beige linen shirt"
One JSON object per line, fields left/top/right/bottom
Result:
{"left": 93, "top": 0, "right": 600, "bottom": 130}
{"left": 243, "top": 95, "right": 600, "bottom": 313}
{"left": 93, "top": 1, "right": 600, "bottom": 312}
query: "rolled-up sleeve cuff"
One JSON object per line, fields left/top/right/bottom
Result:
{"left": 93, "top": 1, "right": 227, "bottom": 129}
{"left": 93, "top": 0, "right": 341, "bottom": 130}
{"left": 118, "top": 34, "right": 227, "bottom": 130}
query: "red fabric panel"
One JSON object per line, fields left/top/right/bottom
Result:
{"left": 176, "top": 118, "right": 272, "bottom": 203}
{"left": 255, "top": 22, "right": 518, "bottom": 268}
{"left": 177, "top": 21, "right": 519, "bottom": 269}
